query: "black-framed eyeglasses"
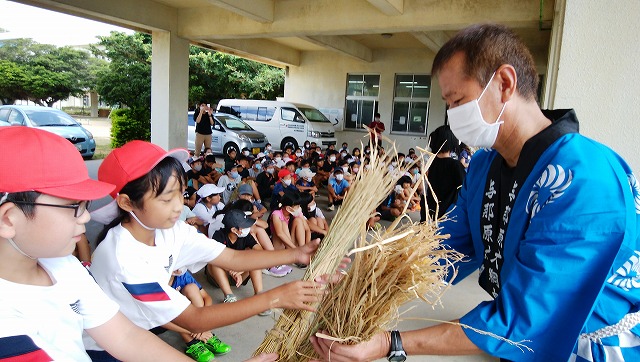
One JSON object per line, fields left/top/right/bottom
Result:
{"left": 11, "top": 200, "right": 91, "bottom": 218}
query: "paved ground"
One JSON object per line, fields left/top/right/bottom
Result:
{"left": 81, "top": 118, "right": 497, "bottom": 362}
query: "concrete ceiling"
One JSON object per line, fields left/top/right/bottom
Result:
{"left": 16, "top": 0, "right": 555, "bottom": 68}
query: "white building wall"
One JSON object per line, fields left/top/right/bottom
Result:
{"left": 284, "top": 48, "right": 447, "bottom": 152}
{"left": 551, "top": 0, "right": 640, "bottom": 172}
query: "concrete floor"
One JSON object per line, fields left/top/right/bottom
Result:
{"left": 83, "top": 152, "right": 497, "bottom": 362}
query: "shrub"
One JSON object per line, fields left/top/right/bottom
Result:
{"left": 110, "top": 107, "right": 150, "bottom": 148}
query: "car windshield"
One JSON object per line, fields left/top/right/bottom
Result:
{"left": 25, "top": 110, "right": 79, "bottom": 127}
{"left": 216, "top": 115, "right": 253, "bottom": 130}
{"left": 298, "top": 107, "right": 331, "bottom": 123}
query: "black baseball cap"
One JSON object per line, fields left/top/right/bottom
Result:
{"left": 222, "top": 209, "right": 256, "bottom": 229}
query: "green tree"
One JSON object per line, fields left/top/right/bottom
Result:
{"left": 90, "top": 32, "right": 152, "bottom": 109}
{"left": 0, "top": 60, "right": 28, "bottom": 105}
{"left": 0, "top": 39, "right": 92, "bottom": 106}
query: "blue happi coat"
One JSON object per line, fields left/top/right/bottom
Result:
{"left": 443, "top": 109, "right": 640, "bottom": 361}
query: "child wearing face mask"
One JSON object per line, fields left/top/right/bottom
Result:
{"left": 327, "top": 168, "right": 350, "bottom": 211}
{"left": 217, "top": 164, "right": 242, "bottom": 204}
{"left": 207, "top": 210, "right": 271, "bottom": 311}
{"left": 192, "top": 184, "right": 226, "bottom": 237}
{"left": 299, "top": 191, "right": 329, "bottom": 240}
{"left": 256, "top": 161, "right": 277, "bottom": 201}
{"left": 270, "top": 169, "right": 299, "bottom": 210}
{"left": 269, "top": 191, "right": 311, "bottom": 268}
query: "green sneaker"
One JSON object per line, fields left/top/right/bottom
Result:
{"left": 185, "top": 341, "right": 215, "bottom": 362}
{"left": 204, "top": 335, "right": 231, "bottom": 356}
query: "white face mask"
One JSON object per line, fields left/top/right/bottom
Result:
{"left": 194, "top": 165, "right": 202, "bottom": 171}
{"left": 342, "top": 166, "right": 348, "bottom": 173}
{"left": 266, "top": 168, "right": 274, "bottom": 174}
{"left": 329, "top": 156, "right": 336, "bottom": 162}
{"left": 243, "top": 151, "right": 250, "bottom": 156}
{"left": 308, "top": 203, "right": 316, "bottom": 212}
{"left": 288, "top": 207, "right": 302, "bottom": 217}
{"left": 296, "top": 152, "right": 303, "bottom": 157}
{"left": 446, "top": 72, "right": 507, "bottom": 149}
{"left": 336, "top": 174, "right": 344, "bottom": 181}
{"left": 283, "top": 178, "right": 292, "bottom": 186}
{"left": 236, "top": 228, "right": 251, "bottom": 238}
{"left": 266, "top": 146, "right": 272, "bottom": 150}
{"left": 353, "top": 167, "right": 359, "bottom": 173}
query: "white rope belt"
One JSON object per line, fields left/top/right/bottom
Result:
{"left": 580, "top": 310, "right": 640, "bottom": 344}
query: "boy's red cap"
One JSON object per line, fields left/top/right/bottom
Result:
{"left": 0, "top": 127, "right": 114, "bottom": 200}
{"left": 98, "top": 140, "right": 189, "bottom": 198}
{"left": 278, "top": 169, "right": 292, "bottom": 179}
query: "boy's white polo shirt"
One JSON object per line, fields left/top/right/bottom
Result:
{"left": 83, "top": 221, "right": 225, "bottom": 351}
{"left": 0, "top": 255, "right": 119, "bottom": 361}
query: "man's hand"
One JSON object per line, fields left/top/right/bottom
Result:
{"left": 309, "top": 330, "right": 388, "bottom": 362}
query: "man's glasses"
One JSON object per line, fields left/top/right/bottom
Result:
{"left": 11, "top": 200, "right": 91, "bottom": 218}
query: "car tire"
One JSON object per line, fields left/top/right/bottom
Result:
{"left": 223, "top": 142, "right": 238, "bottom": 156}
{"left": 280, "top": 138, "right": 298, "bottom": 152}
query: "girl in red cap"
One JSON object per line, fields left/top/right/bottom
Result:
{"left": 85, "top": 140, "right": 325, "bottom": 362}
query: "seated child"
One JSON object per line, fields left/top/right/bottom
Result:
{"left": 207, "top": 210, "right": 271, "bottom": 315}
{"left": 300, "top": 192, "right": 328, "bottom": 240}
{"left": 270, "top": 169, "right": 298, "bottom": 210}
{"left": 296, "top": 168, "right": 318, "bottom": 196}
{"left": 269, "top": 191, "right": 310, "bottom": 252}
{"left": 327, "top": 168, "right": 350, "bottom": 211}
{"left": 192, "top": 183, "right": 226, "bottom": 237}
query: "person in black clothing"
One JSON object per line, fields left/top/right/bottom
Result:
{"left": 193, "top": 101, "right": 214, "bottom": 157}
{"left": 224, "top": 148, "right": 238, "bottom": 171}
{"left": 421, "top": 125, "right": 466, "bottom": 221}
{"left": 256, "top": 161, "right": 277, "bottom": 202}
{"left": 207, "top": 209, "right": 267, "bottom": 307}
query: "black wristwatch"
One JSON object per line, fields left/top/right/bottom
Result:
{"left": 387, "top": 330, "right": 407, "bottom": 361}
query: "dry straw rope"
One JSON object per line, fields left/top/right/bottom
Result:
{"left": 254, "top": 133, "right": 464, "bottom": 361}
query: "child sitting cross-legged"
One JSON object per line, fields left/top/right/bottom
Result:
{"left": 207, "top": 210, "right": 272, "bottom": 315}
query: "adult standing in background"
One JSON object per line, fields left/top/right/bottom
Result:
{"left": 368, "top": 112, "right": 385, "bottom": 148}
{"left": 194, "top": 101, "right": 214, "bottom": 157}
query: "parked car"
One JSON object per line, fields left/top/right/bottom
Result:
{"left": 187, "top": 111, "right": 268, "bottom": 155}
{"left": 0, "top": 105, "right": 96, "bottom": 159}
{"left": 217, "top": 99, "right": 337, "bottom": 151}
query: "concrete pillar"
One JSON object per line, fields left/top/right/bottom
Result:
{"left": 90, "top": 91, "right": 99, "bottom": 117}
{"left": 546, "top": 0, "right": 640, "bottom": 172}
{"left": 151, "top": 30, "right": 190, "bottom": 150}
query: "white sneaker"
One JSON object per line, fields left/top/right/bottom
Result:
{"left": 327, "top": 204, "right": 335, "bottom": 211}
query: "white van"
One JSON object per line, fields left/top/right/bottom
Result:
{"left": 217, "top": 99, "right": 337, "bottom": 151}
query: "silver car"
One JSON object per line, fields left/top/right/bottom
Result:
{"left": 0, "top": 105, "right": 96, "bottom": 158}
{"left": 187, "top": 111, "right": 268, "bottom": 155}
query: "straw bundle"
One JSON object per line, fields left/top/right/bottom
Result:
{"left": 295, "top": 220, "right": 463, "bottom": 359}
{"left": 254, "top": 137, "right": 460, "bottom": 361}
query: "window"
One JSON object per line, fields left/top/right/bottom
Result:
{"left": 345, "top": 74, "right": 379, "bottom": 130}
{"left": 8, "top": 110, "right": 25, "bottom": 126}
{"left": 391, "top": 74, "right": 430, "bottom": 135}
{"left": 257, "top": 106, "right": 276, "bottom": 122}
{"left": 281, "top": 107, "right": 304, "bottom": 123}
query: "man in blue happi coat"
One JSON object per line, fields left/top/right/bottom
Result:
{"left": 310, "top": 23, "right": 640, "bottom": 362}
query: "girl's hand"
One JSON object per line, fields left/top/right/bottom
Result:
{"left": 294, "top": 238, "right": 320, "bottom": 265}
{"left": 270, "top": 281, "right": 325, "bottom": 312}
{"left": 229, "top": 270, "right": 243, "bottom": 287}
